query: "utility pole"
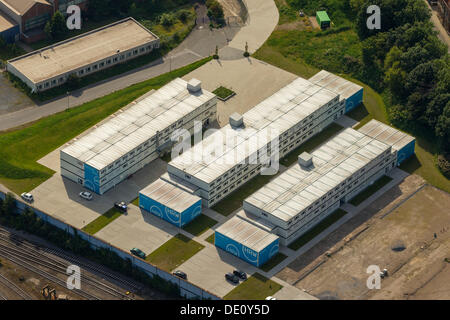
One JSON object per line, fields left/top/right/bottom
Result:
{"left": 67, "top": 91, "right": 70, "bottom": 110}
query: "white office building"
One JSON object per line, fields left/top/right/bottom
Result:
{"left": 60, "top": 78, "right": 217, "bottom": 194}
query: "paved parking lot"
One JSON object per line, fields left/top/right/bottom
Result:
{"left": 183, "top": 58, "right": 297, "bottom": 127}
{"left": 175, "top": 244, "right": 258, "bottom": 298}
{"left": 0, "top": 73, "right": 34, "bottom": 116}
{"left": 32, "top": 149, "right": 168, "bottom": 229}
{"left": 95, "top": 204, "right": 179, "bottom": 256}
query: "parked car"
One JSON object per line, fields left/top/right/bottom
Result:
{"left": 79, "top": 191, "right": 93, "bottom": 200}
{"left": 21, "top": 193, "right": 34, "bottom": 203}
{"left": 114, "top": 201, "right": 128, "bottom": 212}
{"left": 265, "top": 296, "right": 277, "bottom": 300}
{"left": 173, "top": 270, "right": 187, "bottom": 280}
{"left": 225, "top": 272, "right": 239, "bottom": 284}
{"left": 130, "top": 248, "right": 146, "bottom": 259}
{"left": 233, "top": 270, "right": 247, "bottom": 280}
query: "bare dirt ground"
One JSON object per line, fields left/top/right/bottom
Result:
{"left": 276, "top": 174, "right": 450, "bottom": 300}
{"left": 0, "top": 258, "right": 81, "bottom": 300}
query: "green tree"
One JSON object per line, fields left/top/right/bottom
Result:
{"left": 45, "top": 11, "right": 67, "bottom": 40}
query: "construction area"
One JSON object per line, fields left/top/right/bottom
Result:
{"left": 276, "top": 175, "right": 450, "bottom": 300}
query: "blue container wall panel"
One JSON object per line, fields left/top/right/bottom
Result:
{"left": 139, "top": 193, "right": 183, "bottom": 227}
{"left": 396, "top": 139, "right": 415, "bottom": 165}
{"left": 258, "top": 238, "right": 279, "bottom": 267}
{"left": 0, "top": 25, "right": 19, "bottom": 43}
{"left": 214, "top": 231, "right": 261, "bottom": 267}
{"left": 84, "top": 164, "right": 100, "bottom": 194}
{"left": 180, "top": 200, "right": 202, "bottom": 227}
{"left": 345, "top": 88, "right": 364, "bottom": 113}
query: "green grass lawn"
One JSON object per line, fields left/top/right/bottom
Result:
{"left": 224, "top": 273, "right": 283, "bottom": 300}
{"left": 145, "top": 233, "right": 204, "bottom": 272}
{"left": 131, "top": 197, "right": 139, "bottom": 207}
{"left": 0, "top": 57, "right": 212, "bottom": 195}
{"left": 288, "top": 208, "right": 348, "bottom": 251}
{"left": 182, "top": 214, "right": 217, "bottom": 237}
{"left": 280, "top": 123, "right": 344, "bottom": 167}
{"left": 81, "top": 207, "right": 122, "bottom": 235}
{"left": 349, "top": 176, "right": 393, "bottom": 206}
{"left": 212, "top": 173, "right": 281, "bottom": 216}
{"left": 205, "top": 233, "right": 215, "bottom": 244}
{"left": 260, "top": 253, "right": 288, "bottom": 273}
{"left": 212, "top": 86, "right": 235, "bottom": 100}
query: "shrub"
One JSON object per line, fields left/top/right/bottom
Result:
{"left": 177, "top": 9, "right": 191, "bottom": 23}
{"left": 160, "top": 13, "right": 175, "bottom": 28}
{"left": 66, "top": 73, "right": 80, "bottom": 90}
{"left": 437, "top": 154, "right": 450, "bottom": 179}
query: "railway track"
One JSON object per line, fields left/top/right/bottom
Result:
{"left": 0, "top": 272, "right": 33, "bottom": 300}
{"left": 0, "top": 228, "right": 142, "bottom": 300}
{"left": 0, "top": 228, "right": 143, "bottom": 294}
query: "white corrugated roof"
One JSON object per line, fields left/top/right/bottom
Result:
{"left": 309, "top": 70, "right": 363, "bottom": 101}
{"left": 244, "top": 128, "right": 391, "bottom": 222}
{"left": 169, "top": 77, "right": 339, "bottom": 184}
{"left": 139, "top": 178, "right": 201, "bottom": 213}
{"left": 61, "top": 78, "right": 215, "bottom": 170}
{"left": 215, "top": 215, "right": 279, "bottom": 253}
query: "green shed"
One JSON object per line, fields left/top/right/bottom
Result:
{"left": 316, "top": 11, "right": 331, "bottom": 29}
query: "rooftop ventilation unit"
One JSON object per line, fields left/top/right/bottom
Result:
{"left": 187, "top": 78, "right": 202, "bottom": 93}
{"left": 229, "top": 112, "right": 244, "bottom": 129}
{"left": 298, "top": 152, "right": 313, "bottom": 167}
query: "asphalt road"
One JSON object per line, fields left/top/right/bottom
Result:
{"left": 0, "top": 4, "right": 241, "bottom": 131}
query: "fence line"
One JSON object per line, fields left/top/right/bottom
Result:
{"left": 0, "top": 191, "right": 220, "bottom": 300}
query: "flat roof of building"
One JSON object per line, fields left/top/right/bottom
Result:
{"left": 7, "top": 18, "right": 158, "bottom": 83}
{"left": 0, "top": 10, "right": 16, "bottom": 32}
{"left": 140, "top": 179, "right": 201, "bottom": 213}
{"left": 358, "top": 119, "right": 415, "bottom": 152}
{"left": 244, "top": 128, "right": 391, "bottom": 222}
{"left": 316, "top": 11, "right": 331, "bottom": 22}
{"left": 309, "top": 70, "right": 363, "bottom": 101}
{"left": 61, "top": 78, "right": 215, "bottom": 170}
{"left": 0, "top": 0, "right": 50, "bottom": 15}
{"left": 169, "top": 77, "right": 340, "bottom": 184}
{"left": 215, "top": 215, "right": 279, "bottom": 253}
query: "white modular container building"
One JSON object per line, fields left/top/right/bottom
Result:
{"left": 139, "top": 179, "right": 202, "bottom": 228}
{"left": 60, "top": 78, "right": 217, "bottom": 194}
{"left": 214, "top": 215, "right": 279, "bottom": 267}
{"left": 243, "top": 127, "right": 396, "bottom": 246}
{"left": 168, "top": 76, "right": 346, "bottom": 207}
{"left": 357, "top": 120, "right": 415, "bottom": 166}
{"left": 309, "top": 70, "right": 364, "bottom": 113}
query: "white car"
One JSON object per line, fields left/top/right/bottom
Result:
{"left": 79, "top": 191, "right": 93, "bottom": 200}
{"left": 265, "top": 296, "right": 277, "bottom": 300}
{"left": 21, "top": 193, "right": 34, "bottom": 202}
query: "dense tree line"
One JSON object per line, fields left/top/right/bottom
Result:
{"left": 87, "top": 0, "right": 193, "bottom": 20}
{"left": 0, "top": 194, "right": 181, "bottom": 298}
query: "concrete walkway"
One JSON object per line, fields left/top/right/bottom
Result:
{"left": 226, "top": 0, "right": 279, "bottom": 54}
